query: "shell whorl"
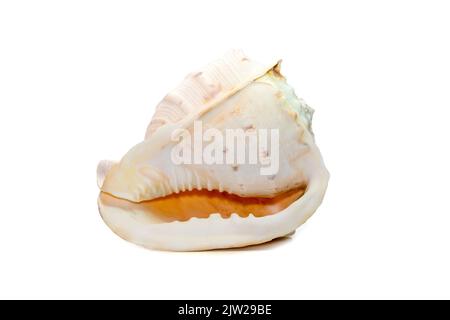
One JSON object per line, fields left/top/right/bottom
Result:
{"left": 145, "top": 50, "right": 277, "bottom": 139}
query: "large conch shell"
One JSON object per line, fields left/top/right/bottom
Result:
{"left": 97, "top": 50, "right": 329, "bottom": 251}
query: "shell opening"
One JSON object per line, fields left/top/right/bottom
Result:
{"left": 99, "top": 186, "right": 306, "bottom": 224}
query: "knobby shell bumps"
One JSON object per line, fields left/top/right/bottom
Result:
{"left": 97, "top": 50, "right": 329, "bottom": 251}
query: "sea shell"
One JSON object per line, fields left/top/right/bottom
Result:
{"left": 97, "top": 50, "right": 329, "bottom": 251}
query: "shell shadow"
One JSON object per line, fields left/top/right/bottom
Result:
{"left": 209, "top": 233, "right": 294, "bottom": 252}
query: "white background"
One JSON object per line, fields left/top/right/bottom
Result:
{"left": 1, "top": 0, "right": 449, "bottom": 299}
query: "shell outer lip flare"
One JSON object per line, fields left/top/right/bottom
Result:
{"left": 97, "top": 50, "right": 329, "bottom": 251}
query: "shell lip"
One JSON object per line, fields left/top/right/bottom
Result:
{"left": 97, "top": 164, "right": 329, "bottom": 251}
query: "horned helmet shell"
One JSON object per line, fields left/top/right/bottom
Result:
{"left": 97, "top": 50, "right": 329, "bottom": 251}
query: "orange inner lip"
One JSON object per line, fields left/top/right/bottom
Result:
{"left": 99, "top": 186, "right": 306, "bottom": 223}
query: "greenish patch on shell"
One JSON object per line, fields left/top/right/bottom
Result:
{"left": 257, "top": 71, "right": 314, "bottom": 133}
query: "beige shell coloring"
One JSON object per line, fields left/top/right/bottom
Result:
{"left": 97, "top": 50, "right": 329, "bottom": 251}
